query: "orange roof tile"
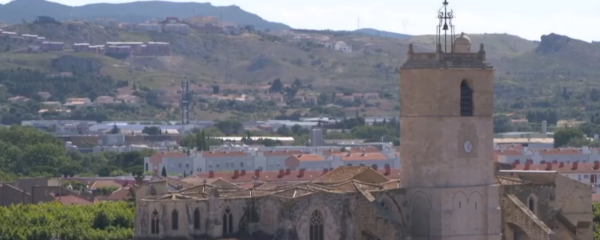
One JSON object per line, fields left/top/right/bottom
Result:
{"left": 533, "top": 148, "right": 581, "bottom": 155}
{"left": 262, "top": 150, "right": 305, "bottom": 156}
{"left": 511, "top": 161, "right": 600, "bottom": 173}
{"left": 194, "top": 167, "right": 401, "bottom": 183}
{"left": 592, "top": 194, "right": 600, "bottom": 202}
{"left": 156, "top": 152, "right": 187, "bottom": 158}
{"left": 99, "top": 187, "right": 132, "bottom": 201}
{"left": 333, "top": 152, "right": 387, "bottom": 161}
{"left": 494, "top": 149, "right": 524, "bottom": 156}
{"left": 288, "top": 154, "right": 324, "bottom": 162}
{"left": 89, "top": 180, "right": 123, "bottom": 190}
{"left": 52, "top": 194, "right": 93, "bottom": 205}
{"left": 202, "top": 151, "right": 248, "bottom": 157}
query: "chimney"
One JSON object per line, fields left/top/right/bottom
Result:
{"left": 298, "top": 168, "right": 305, "bottom": 178}
{"left": 559, "top": 162, "right": 564, "bottom": 168}
{"left": 384, "top": 164, "right": 391, "bottom": 176}
{"left": 285, "top": 168, "right": 291, "bottom": 175}
{"left": 240, "top": 169, "right": 246, "bottom": 176}
{"left": 545, "top": 162, "right": 552, "bottom": 171}
{"left": 524, "top": 163, "right": 531, "bottom": 170}
{"left": 572, "top": 162, "right": 579, "bottom": 170}
{"left": 278, "top": 169, "right": 285, "bottom": 178}
{"left": 255, "top": 169, "right": 261, "bottom": 178}
{"left": 232, "top": 170, "right": 239, "bottom": 179}
{"left": 208, "top": 171, "right": 214, "bottom": 178}
{"left": 595, "top": 161, "right": 600, "bottom": 170}
{"left": 323, "top": 168, "right": 329, "bottom": 174}
{"left": 511, "top": 162, "right": 519, "bottom": 169}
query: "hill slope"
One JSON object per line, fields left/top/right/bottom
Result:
{"left": 0, "top": 0, "right": 289, "bottom": 30}
{"left": 3, "top": 21, "right": 600, "bottom": 120}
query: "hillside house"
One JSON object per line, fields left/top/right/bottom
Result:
{"left": 136, "top": 23, "right": 162, "bottom": 32}
{"left": 65, "top": 98, "right": 91, "bottom": 108}
{"left": 198, "top": 23, "right": 223, "bottom": 34}
{"left": 163, "top": 24, "right": 190, "bottom": 34}
{"left": 94, "top": 96, "right": 115, "bottom": 105}
{"left": 334, "top": 41, "right": 352, "bottom": 53}
{"left": 73, "top": 43, "right": 90, "bottom": 52}
{"left": 119, "top": 23, "right": 135, "bottom": 30}
{"left": 37, "top": 92, "right": 52, "bottom": 100}
{"left": 40, "top": 41, "right": 64, "bottom": 51}
{"left": 8, "top": 96, "right": 29, "bottom": 103}
{"left": 142, "top": 42, "right": 171, "bottom": 56}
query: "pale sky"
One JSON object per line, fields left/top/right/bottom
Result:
{"left": 2, "top": 0, "right": 598, "bottom": 42}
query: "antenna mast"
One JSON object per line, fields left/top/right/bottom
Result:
{"left": 436, "top": 0, "right": 455, "bottom": 53}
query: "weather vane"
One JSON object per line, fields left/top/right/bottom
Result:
{"left": 437, "top": 0, "right": 455, "bottom": 53}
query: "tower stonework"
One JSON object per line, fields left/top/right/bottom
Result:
{"left": 400, "top": 1, "right": 502, "bottom": 239}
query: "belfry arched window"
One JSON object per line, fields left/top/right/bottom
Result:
{"left": 460, "top": 80, "right": 473, "bottom": 116}
{"left": 309, "top": 210, "right": 324, "bottom": 240}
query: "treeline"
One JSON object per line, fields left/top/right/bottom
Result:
{"left": 0, "top": 125, "right": 152, "bottom": 181}
{"left": 0, "top": 201, "right": 134, "bottom": 240}
{"left": 0, "top": 69, "right": 126, "bottom": 102}
{"left": 525, "top": 110, "right": 558, "bottom": 125}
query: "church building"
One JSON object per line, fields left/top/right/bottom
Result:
{"left": 132, "top": 1, "right": 593, "bottom": 240}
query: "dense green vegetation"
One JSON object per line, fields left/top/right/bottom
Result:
{"left": 0, "top": 201, "right": 134, "bottom": 240}
{"left": 594, "top": 203, "right": 600, "bottom": 238}
{"left": 0, "top": 125, "right": 152, "bottom": 181}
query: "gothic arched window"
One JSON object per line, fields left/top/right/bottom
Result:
{"left": 222, "top": 206, "right": 233, "bottom": 235}
{"left": 151, "top": 210, "right": 160, "bottom": 234}
{"left": 527, "top": 195, "right": 537, "bottom": 214}
{"left": 193, "top": 208, "right": 201, "bottom": 230}
{"left": 171, "top": 209, "right": 179, "bottom": 230}
{"left": 460, "top": 80, "right": 473, "bottom": 116}
{"left": 309, "top": 210, "right": 324, "bottom": 240}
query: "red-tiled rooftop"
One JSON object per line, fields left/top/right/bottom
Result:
{"left": 261, "top": 150, "right": 306, "bottom": 156}
{"left": 335, "top": 152, "right": 387, "bottom": 161}
{"left": 510, "top": 161, "right": 600, "bottom": 173}
{"left": 202, "top": 151, "right": 248, "bottom": 157}
{"left": 533, "top": 148, "right": 582, "bottom": 155}
{"left": 287, "top": 154, "right": 324, "bottom": 162}
{"left": 51, "top": 193, "right": 93, "bottom": 205}
{"left": 193, "top": 167, "right": 401, "bottom": 183}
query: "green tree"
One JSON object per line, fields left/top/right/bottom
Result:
{"left": 142, "top": 126, "right": 161, "bottom": 135}
{"left": 109, "top": 124, "right": 121, "bottom": 134}
{"left": 554, "top": 127, "right": 585, "bottom": 148}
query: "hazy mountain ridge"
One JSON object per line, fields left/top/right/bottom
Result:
{"left": 0, "top": 0, "right": 290, "bottom": 30}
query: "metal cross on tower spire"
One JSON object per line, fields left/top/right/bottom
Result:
{"left": 436, "top": 0, "right": 455, "bottom": 53}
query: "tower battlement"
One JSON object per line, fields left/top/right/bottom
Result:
{"left": 402, "top": 43, "right": 492, "bottom": 69}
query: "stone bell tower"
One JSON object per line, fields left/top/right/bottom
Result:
{"left": 399, "top": 1, "right": 501, "bottom": 239}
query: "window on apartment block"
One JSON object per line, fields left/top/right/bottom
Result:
{"left": 186, "top": 163, "right": 189, "bottom": 168}
{"left": 240, "top": 162, "right": 244, "bottom": 167}
{"left": 178, "top": 163, "right": 181, "bottom": 168}
{"left": 216, "top": 164, "right": 220, "bottom": 168}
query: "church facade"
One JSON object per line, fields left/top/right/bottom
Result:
{"left": 133, "top": 2, "right": 593, "bottom": 240}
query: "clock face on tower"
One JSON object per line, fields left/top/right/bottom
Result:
{"left": 463, "top": 140, "right": 473, "bottom": 153}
